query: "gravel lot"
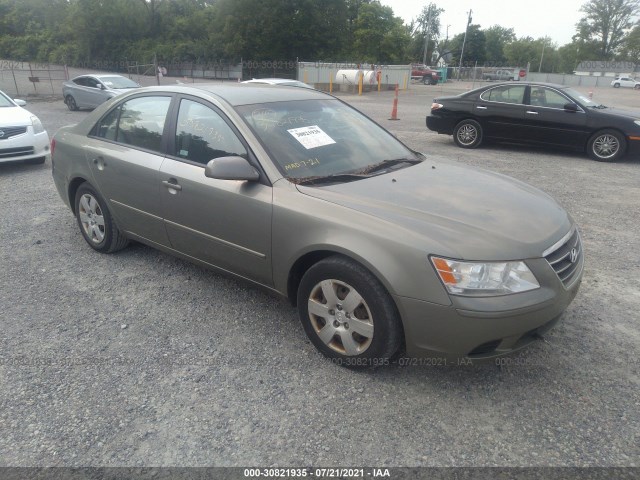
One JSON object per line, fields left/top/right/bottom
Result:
{"left": 0, "top": 81, "right": 638, "bottom": 470}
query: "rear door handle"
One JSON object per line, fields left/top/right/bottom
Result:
{"left": 476, "top": 105, "right": 488, "bottom": 110}
{"left": 525, "top": 110, "right": 539, "bottom": 115}
{"left": 162, "top": 179, "right": 182, "bottom": 191}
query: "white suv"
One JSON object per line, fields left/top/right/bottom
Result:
{"left": 611, "top": 76, "right": 640, "bottom": 89}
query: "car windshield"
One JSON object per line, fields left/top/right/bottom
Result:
{"left": 236, "top": 99, "right": 419, "bottom": 181}
{"left": 564, "top": 88, "right": 603, "bottom": 108}
{"left": 99, "top": 76, "right": 139, "bottom": 89}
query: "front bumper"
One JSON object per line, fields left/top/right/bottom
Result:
{"left": 0, "top": 129, "right": 50, "bottom": 164}
{"left": 395, "top": 255, "right": 583, "bottom": 359}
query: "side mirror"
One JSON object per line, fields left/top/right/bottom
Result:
{"left": 13, "top": 99, "right": 27, "bottom": 106}
{"left": 205, "top": 156, "right": 260, "bottom": 182}
{"left": 564, "top": 103, "right": 579, "bottom": 112}
{"left": 99, "top": 84, "right": 106, "bottom": 90}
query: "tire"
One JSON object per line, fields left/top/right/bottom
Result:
{"left": 453, "top": 119, "right": 483, "bottom": 148}
{"left": 587, "top": 129, "right": 626, "bottom": 162}
{"left": 613, "top": 83, "right": 620, "bottom": 88}
{"left": 297, "top": 255, "right": 403, "bottom": 368}
{"left": 634, "top": 84, "right": 640, "bottom": 89}
{"left": 65, "top": 95, "right": 78, "bottom": 111}
{"left": 74, "top": 183, "right": 129, "bottom": 253}
{"left": 422, "top": 76, "right": 430, "bottom": 85}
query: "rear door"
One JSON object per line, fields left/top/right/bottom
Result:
{"left": 472, "top": 84, "right": 527, "bottom": 141}
{"left": 85, "top": 94, "right": 173, "bottom": 245}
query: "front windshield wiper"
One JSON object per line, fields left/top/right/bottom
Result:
{"left": 589, "top": 104, "right": 607, "bottom": 109}
{"left": 293, "top": 172, "right": 371, "bottom": 186}
{"left": 357, "top": 157, "right": 422, "bottom": 175}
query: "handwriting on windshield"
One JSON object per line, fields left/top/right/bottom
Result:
{"left": 284, "top": 158, "right": 321, "bottom": 171}
{"left": 251, "top": 108, "right": 309, "bottom": 131}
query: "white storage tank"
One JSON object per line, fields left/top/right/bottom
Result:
{"left": 335, "top": 69, "right": 378, "bottom": 85}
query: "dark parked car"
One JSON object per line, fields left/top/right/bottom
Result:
{"left": 63, "top": 74, "right": 140, "bottom": 111}
{"left": 51, "top": 84, "right": 582, "bottom": 366}
{"left": 427, "top": 82, "right": 640, "bottom": 161}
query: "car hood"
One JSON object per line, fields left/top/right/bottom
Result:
{"left": 592, "top": 106, "right": 640, "bottom": 121}
{"left": 0, "top": 106, "right": 34, "bottom": 127}
{"left": 297, "top": 160, "right": 571, "bottom": 260}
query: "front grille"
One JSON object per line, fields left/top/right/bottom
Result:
{"left": 544, "top": 228, "right": 583, "bottom": 287}
{"left": 0, "top": 126, "right": 27, "bottom": 140}
{"left": 0, "top": 146, "right": 34, "bottom": 159}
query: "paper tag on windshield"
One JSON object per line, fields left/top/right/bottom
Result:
{"left": 287, "top": 125, "right": 336, "bottom": 149}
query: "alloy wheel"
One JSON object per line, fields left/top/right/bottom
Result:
{"left": 307, "top": 279, "right": 374, "bottom": 355}
{"left": 78, "top": 193, "right": 105, "bottom": 244}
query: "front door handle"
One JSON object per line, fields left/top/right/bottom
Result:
{"left": 476, "top": 105, "right": 488, "bottom": 110}
{"left": 525, "top": 110, "right": 539, "bottom": 115}
{"left": 162, "top": 179, "right": 182, "bottom": 191}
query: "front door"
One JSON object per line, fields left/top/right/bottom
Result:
{"left": 159, "top": 97, "right": 273, "bottom": 285}
{"left": 523, "top": 86, "right": 589, "bottom": 148}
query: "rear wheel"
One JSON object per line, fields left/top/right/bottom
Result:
{"left": 74, "top": 183, "right": 129, "bottom": 252}
{"left": 65, "top": 95, "right": 78, "bottom": 111}
{"left": 613, "top": 83, "right": 620, "bottom": 88}
{"left": 297, "top": 255, "right": 403, "bottom": 368}
{"left": 453, "top": 119, "right": 483, "bottom": 148}
{"left": 587, "top": 129, "right": 625, "bottom": 162}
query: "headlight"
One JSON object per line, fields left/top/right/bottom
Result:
{"left": 431, "top": 103, "right": 444, "bottom": 111}
{"left": 634, "top": 120, "right": 640, "bottom": 127}
{"left": 31, "top": 116, "right": 45, "bottom": 134}
{"left": 431, "top": 256, "right": 540, "bottom": 296}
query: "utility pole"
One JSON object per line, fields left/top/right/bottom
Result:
{"left": 538, "top": 40, "right": 546, "bottom": 72}
{"left": 457, "top": 9, "right": 472, "bottom": 80}
{"left": 422, "top": 10, "right": 432, "bottom": 66}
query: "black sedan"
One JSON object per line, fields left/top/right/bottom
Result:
{"left": 426, "top": 82, "right": 640, "bottom": 162}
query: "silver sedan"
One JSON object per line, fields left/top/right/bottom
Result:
{"left": 51, "top": 84, "right": 583, "bottom": 366}
{"left": 62, "top": 74, "right": 140, "bottom": 111}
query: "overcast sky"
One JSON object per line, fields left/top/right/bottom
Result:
{"left": 380, "top": 0, "right": 587, "bottom": 46}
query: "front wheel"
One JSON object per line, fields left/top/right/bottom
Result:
{"left": 297, "top": 256, "right": 403, "bottom": 368}
{"left": 634, "top": 84, "right": 640, "bottom": 89}
{"left": 587, "top": 129, "right": 625, "bottom": 162}
{"left": 74, "top": 183, "right": 129, "bottom": 252}
{"left": 453, "top": 119, "right": 483, "bottom": 148}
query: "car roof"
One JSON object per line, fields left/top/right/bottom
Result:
{"left": 134, "top": 83, "right": 328, "bottom": 106}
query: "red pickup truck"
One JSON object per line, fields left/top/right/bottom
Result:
{"left": 411, "top": 64, "right": 440, "bottom": 85}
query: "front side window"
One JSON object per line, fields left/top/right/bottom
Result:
{"left": 480, "top": 85, "right": 526, "bottom": 104}
{"left": 530, "top": 87, "right": 570, "bottom": 109}
{"left": 97, "top": 96, "right": 171, "bottom": 152}
{"left": 174, "top": 99, "right": 247, "bottom": 165}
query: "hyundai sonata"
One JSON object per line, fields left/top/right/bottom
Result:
{"left": 52, "top": 84, "right": 583, "bottom": 366}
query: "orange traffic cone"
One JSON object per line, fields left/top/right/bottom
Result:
{"left": 389, "top": 83, "right": 399, "bottom": 120}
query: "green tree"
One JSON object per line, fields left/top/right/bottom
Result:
{"left": 448, "top": 24, "right": 486, "bottom": 66}
{"left": 352, "top": 1, "right": 410, "bottom": 63}
{"left": 407, "top": 3, "right": 444, "bottom": 64}
{"left": 484, "top": 25, "right": 515, "bottom": 64}
{"left": 574, "top": 0, "right": 640, "bottom": 58}
{"left": 618, "top": 25, "right": 640, "bottom": 61}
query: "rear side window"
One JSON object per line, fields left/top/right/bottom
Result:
{"left": 480, "top": 85, "right": 525, "bottom": 104}
{"left": 92, "top": 96, "right": 172, "bottom": 153}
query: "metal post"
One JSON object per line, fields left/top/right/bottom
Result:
{"left": 422, "top": 11, "right": 431, "bottom": 66}
{"left": 457, "top": 9, "right": 472, "bottom": 80}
